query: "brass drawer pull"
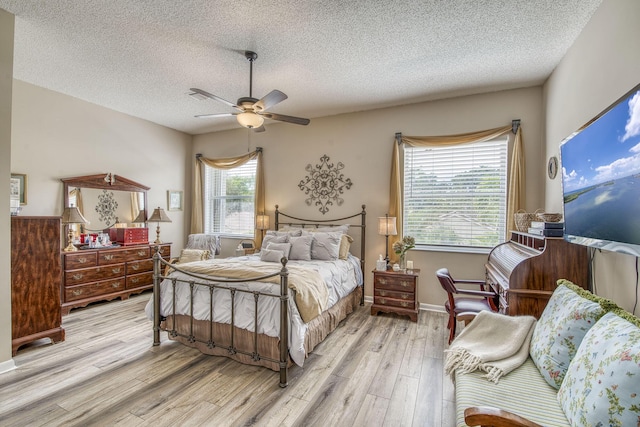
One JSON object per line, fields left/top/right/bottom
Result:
{"left": 112, "top": 282, "right": 120, "bottom": 288}
{"left": 112, "top": 267, "right": 122, "bottom": 274}
{"left": 72, "top": 289, "right": 83, "bottom": 296}
{"left": 103, "top": 254, "right": 115, "bottom": 261}
{"left": 378, "top": 278, "right": 387, "bottom": 285}
{"left": 131, "top": 277, "right": 139, "bottom": 284}
{"left": 131, "top": 264, "right": 140, "bottom": 270}
{"left": 72, "top": 273, "right": 84, "bottom": 280}
{"left": 137, "top": 250, "right": 147, "bottom": 256}
{"left": 400, "top": 281, "right": 410, "bottom": 288}
{"left": 379, "top": 298, "right": 387, "bottom": 305}
{"left": 402, "top": 293, "right": 410, "bottom": 299}
{"left": 401, "top": 301, "right": 409, "bottom": 308}
{"left": 379, "top": 290, "right": 387, "bottom": 297}
{"left": 77, "top": 257, "right": 88, "bottom": 264}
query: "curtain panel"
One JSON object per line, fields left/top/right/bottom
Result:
{"left": 389, "top": 124, "right": 524, "bottom": 256}
{"left": 190, "top": 148, "right": 265, "bottom": 248}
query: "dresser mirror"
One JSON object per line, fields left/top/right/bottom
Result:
{"left": 61, "top": 173, "right": 149, "bottom": 235}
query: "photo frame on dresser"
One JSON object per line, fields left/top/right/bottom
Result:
{"left": 167, "top": 190, "right": 183, "bottom": 211}
{"left": 10, "top": 173, "right": 27, "bottom": 205}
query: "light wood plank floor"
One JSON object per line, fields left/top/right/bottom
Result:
{"left": 0, "top": 293, "right": 455, "bottom": 427}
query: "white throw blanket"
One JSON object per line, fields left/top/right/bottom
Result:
{"left": 444, "top": 310, "right": 537, "bottom": 383}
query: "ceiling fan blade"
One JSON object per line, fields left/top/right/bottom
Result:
{"left": 194, "top": 112, "right": 236, "bottom": 119}
{"left": 253, "top": 90, "right": 287, "bottom": 112}
{"left": 261, "top": 112, "right": 310, "bottom": 126}
{"left": 189, "top": 88, "right": 240, "bottom": 110}
{"left": 252, "top": 125, "right": 266, "bottom": 133}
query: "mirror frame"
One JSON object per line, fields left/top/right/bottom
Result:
{"left": 61, "top": 173, "right": 150, "bottom": 227}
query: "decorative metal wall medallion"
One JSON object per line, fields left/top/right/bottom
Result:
{"left": 298, "top": 154, "right": 353, "bottom": 214}
{"left": 95, "top": 190, "right": 118, "bottom": 225}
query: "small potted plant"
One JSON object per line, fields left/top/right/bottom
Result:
{"left": 393, "top": 236, "right": 415, "bottom": 270}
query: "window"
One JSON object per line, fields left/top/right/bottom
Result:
{"left": 204, "top": 159, "right": 257, "bottom": 236}
{"left": 403, "top": 137, "right": 508, "bottom": 249}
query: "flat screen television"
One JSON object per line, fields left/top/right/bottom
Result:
{"left": 560, "top": 83, "right": 640, "bottom": 257}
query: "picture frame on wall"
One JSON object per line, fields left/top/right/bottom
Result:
{"left": 10, "top": 173, "right": 27, "bottom": 205}
{"left": 167, "top": 190, "right": 183, "bottom": 211}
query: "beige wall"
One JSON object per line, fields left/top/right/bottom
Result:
{"left": 544, "top": 0, "right": 640, "bottom": 311}
{"left": 194, "top": 86, "right": 544, "bottom": 307}
{"left": 0, "top": 8, "right": 15, "bottom": 371}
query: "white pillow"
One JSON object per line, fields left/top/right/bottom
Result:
{"left": 288, "top": 235, "right": 313, "bottom": 261}
{"left": 261, "top": 234, "right": 288, "bottom": 251}
{"left": 311, "top": 231, "right": 342, "bottom": 260}
{"left": 266, "top": 242, "right": 292, "bottom": 259}
{"left": 266, "top": 229, "right": 303, "bottom": 237}
{"left": 260, "top": 248, "right": 284, "bottom": 263}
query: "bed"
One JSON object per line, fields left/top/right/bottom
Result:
{"left": 146, "top": 205, "right": 366, "bottom": 387}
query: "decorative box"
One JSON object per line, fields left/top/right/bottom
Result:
{"left": 109, "top": 227, "right": 149, "bottom": 245}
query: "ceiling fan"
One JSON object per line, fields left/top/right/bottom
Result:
{"left": 189, "top": 51, "right": 310, "bottom": 132}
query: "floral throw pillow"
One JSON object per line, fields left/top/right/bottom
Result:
{"left": 529, "top": 280, "right": 614, "bottom": 389}
{"left": 557, "top": 310, "right": 640, "bottom": 426}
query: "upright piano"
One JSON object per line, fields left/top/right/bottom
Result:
{"left": 485, "top": 231, "right": 589, "bottom": 318}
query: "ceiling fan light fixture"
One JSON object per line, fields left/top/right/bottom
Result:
{"left": 237, "top": 111, "right": 264, "bottom": 129}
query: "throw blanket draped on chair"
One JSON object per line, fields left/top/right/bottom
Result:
{"left": 444, "top": 310, "right": 536, "bottom": 383}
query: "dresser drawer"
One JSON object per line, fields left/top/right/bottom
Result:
{"left": 65, "top": 278, "right": 125, "bottom": 302}
{"left": 374, "top": 275, "right": 416, "bottom": 292}
{"left": 374, "top": 288, "right": 414, "bottom": 301}
{"left": 152, "top": 244, "right": 171, "bottom": 258}
{"left": 65, "top": 252, "right": 97, "bottom": 269}
{"left": 126, "top": 259, "right": 153, "bottom": 274}
{"left": 97, "top": 249, "right": 129, "bottom": 265}
{"left": 125, "top": 246, "right": 151, "bottom": 261}
{"left": 126, "top": 271, "right": 153, "bottom": 289}
{"left": 373, "top": 296, "right": 416, "bottom": 310}
{"left": 64, "top": 263, "right": 125, "bottom": 286}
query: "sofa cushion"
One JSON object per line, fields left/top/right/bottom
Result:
{"left": 529, "top": 280, "right": 614, "bottom": 389}
{"left": 557, "top": 310, "right": 640, "bottom": 427}
{"left": 455, "top": 358, "right": 569, "bottom": 427}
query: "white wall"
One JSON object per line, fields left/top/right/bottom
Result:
{"left": 544, "top": 0, "right": 640, "bottom": 311}
{"left": 194, "top": 86, "right": 544, "bottom": 306}
{"left": 0, "top": 8, "right": 15, "bottom": 372}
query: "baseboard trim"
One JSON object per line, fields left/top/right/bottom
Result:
{"left": 0, "top": 358, "right": 16, "bottom": 375}
{"left": 363, "top": 295, "right": 446, "bottom": 314}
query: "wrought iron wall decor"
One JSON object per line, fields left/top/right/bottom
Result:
{"left": 95, "top": 189, "right": 118, "bottom": 225}
{"left": 298, "top": 154, "right": 353, "bottom": 214}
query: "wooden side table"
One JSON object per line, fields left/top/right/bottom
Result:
{"left": 371, "top": 269, "right": 419, "bottom": 322}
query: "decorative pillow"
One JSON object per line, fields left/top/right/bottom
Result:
{"left": 178, "top": 248, "right": 210, "bottom": 263}
{"left": 310, "top": 231, "right": 342, "bottom": 260}
{"left": 266, "top": 229, "right": 303, "bottom": 237}
{"left": 266, "top": 242, "right": 292, "bottom": 259}
{"left": 260, "top": 234, "right": 288, "bottom": 251}
{"left": 557, "top": 310, "right": 640, "bottom": 426}
{"left": 288, "top": 235, "right": 313, "bottom": 261}
{"left": 338, "top": 234, "right": 354, "bottom": 260}
{"left": 260, "top": 248, "right": 284, "bottom": 263}
{"left": 529, "top": 280, "right": 614, "bottom": 389}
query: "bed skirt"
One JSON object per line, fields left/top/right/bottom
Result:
{"left": 161, "top": 285, "right": 362, "bottom": 371}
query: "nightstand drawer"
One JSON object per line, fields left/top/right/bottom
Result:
{"left": 373, "top": 296, "right": 416, "bottom": 309}
{"left": 374, "top": 288, "right": 414, "bottom": 301}
{"left": 374, "top": 275, "right": 415, "bottom": 292}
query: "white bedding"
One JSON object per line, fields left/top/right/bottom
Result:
{"left": 145, "top": 253, "right": 362, "bottom": 366}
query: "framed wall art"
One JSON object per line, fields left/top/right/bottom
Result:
{"left": 10, "top": 173, "right": 27, "bottom": 205}
{"left": 167, "top": 190, "right": 183, "bottom": 211}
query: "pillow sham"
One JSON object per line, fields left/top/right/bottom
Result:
{"left": 266, "top": 242, "right": 292, "bottom": 259}
{"left": 288, "top": 235, "right": 313, "bottom": 261}
{"left": 260, "top": 248, "right": 285, "bottom": 263}
{"left": 557, "top": 310, "right": 640, "bottom": 426}
{"left": 338, "top": 234, "right": 354, "bottom": 260}
{"left": 310, "top": 231, "right": 342, "bottom": 260}
{"left": 260, "top": 234, "right": 288, "bottom": 251}
{"left": 266, "top": 229, "right": 303, "bottom": 238}
{"left": 529, "top": 280, "right": 613, "bottom": 389}
{"left": 178, "top": 248, "right": 210, "bottom": 263}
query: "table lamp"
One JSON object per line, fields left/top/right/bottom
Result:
{"left": 61, "top": 206, "right": 89, "bottom": 252}
{"left": 148, "top": 207, "right": 171, "bottom": 244}
{"left": 256, "top": 214, "right": 270, "bottom": 240}
{"left": 132, "top": 209, "right": 147, "bottom": 225}
{"left": 378, "top": 214, "right": 397, "bottom": 269}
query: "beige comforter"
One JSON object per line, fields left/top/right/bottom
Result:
{"left": 174, "top": 260, "right": 329, "bottom": 323}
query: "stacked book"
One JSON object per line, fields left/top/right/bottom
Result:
{"left": 528, "top": 221, "right": 564, "bottom": 237}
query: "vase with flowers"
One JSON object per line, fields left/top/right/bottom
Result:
{"left": 393, "top": 235, "right": 415, "bottom": 271}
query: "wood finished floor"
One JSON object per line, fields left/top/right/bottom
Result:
{"left": 0, "top": 293, "right": 455, "bottom": 427}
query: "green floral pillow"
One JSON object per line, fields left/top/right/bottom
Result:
{"left": 529, "top": 280, "right": 614, "bottom": 389}
{"left": 557, "top": 310, "right": 640, "bottom": 426}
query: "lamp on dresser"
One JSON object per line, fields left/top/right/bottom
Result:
{"left": 61, "top": 206, "right": 88, "bottom": 252}
{"left": 378, "top": 214, "right": 397, "bottom": 269}
{"left": 148, "top": 207, "right": 172, "bottom": 244}
{"left": 132, "top": 209, "right": 147, "bottom": 225}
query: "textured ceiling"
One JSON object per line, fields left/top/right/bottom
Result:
{"left": 0, "top": 0, "right": 603, "bottom": 135}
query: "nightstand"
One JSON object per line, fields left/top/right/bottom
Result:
{"left": 371, "top": 269, "right": 419, "bottom": 322}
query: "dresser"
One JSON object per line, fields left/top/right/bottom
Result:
{"left": 61, "top": 243, "right": 170, "bottom": 315}
{"left": 11, "top": 216, "right": 65, "bottom": 355}
{"left": 371, "top": 269, "right": 420, "bottom": 322}
{"left": 486, "top": 231, "right": 589, "bottom": 318}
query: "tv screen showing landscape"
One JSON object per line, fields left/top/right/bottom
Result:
{"left": 560, "top": 84, "right": 640, "bottom": 257}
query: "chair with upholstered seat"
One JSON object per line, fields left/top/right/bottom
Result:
{"left": 436, "top": 267, "right": 498, "bottom": 344}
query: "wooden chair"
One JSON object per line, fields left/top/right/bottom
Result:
{"left": 436, "top": 267, "right": 498, "bottom": 344}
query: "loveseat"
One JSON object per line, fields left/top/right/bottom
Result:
{"left": 452, "top": 279, "right": 640, "bottom": 427}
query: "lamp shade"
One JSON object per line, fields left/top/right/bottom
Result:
{"left": 237, "top": 111, "right": 264, "bottom": 129}
{"left": 61, "top": 206, "right": 89, "bottom": 225}
{"left": 132, "top": 210, "right": 147, "bottom": 223}
{"left": 148, "top": 207, "right": 172, "bottom": 223}
{"left": 378, "top": 216, "right": 397, "bottom": 236}
{"left": 256, "top": 214, "right": 270, "bottom": 230}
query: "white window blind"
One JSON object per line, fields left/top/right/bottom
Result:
{"left": 403, "top": 137, "right": 508, "bottom": 249}
{"left": 204, "top": 159, "right": 257, "bottom": 236}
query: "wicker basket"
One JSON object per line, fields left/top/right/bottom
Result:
{"left": 514, "top": 209, "right": 543, "bottom": 232}
{"left": 537, "top": 212, "right": 563, "bottom": 223}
